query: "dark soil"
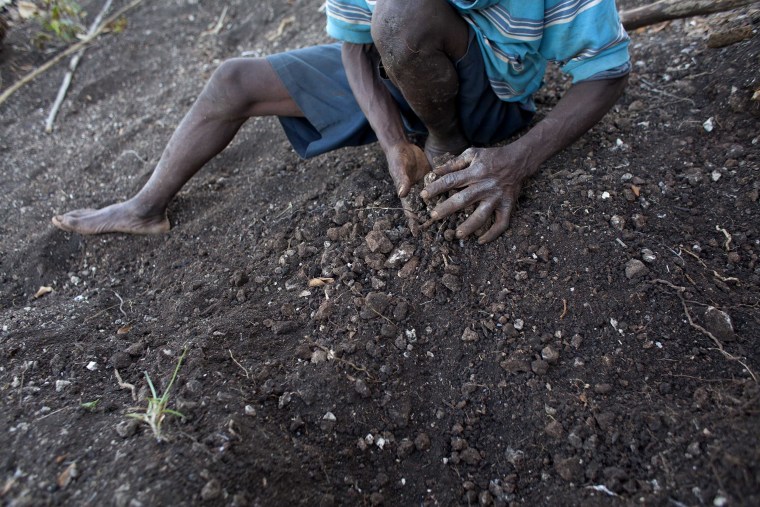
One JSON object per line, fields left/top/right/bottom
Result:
{"left": 1, "top": 1, "right": 759, "bottom": 505}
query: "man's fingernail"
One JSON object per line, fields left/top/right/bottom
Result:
{"left": 430, "top": 211, "right": 439, "bottom": 219}
{"left": 420, "top": 191, "right": 428, "bottom": 199}
{"left": 456, "top": 230, "right": 465, "bottom": 239}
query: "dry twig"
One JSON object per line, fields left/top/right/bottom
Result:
{"left": 45, "top": 0, "right": 114, "bottom": 133}
{"left": 114, "top": 368, "right": 137, "bottom": 401}
{"left": 0, "top": 0, "right": 144, "bottom": 107}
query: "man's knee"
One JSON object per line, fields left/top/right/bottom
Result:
{"left": 371, "top": 0, "right": 466, "bottom": 72}
{"left": 204, "top": 58, "right": 263, "bottom": 109}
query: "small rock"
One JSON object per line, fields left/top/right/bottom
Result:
{"left": 311, "top": 349, "right": 327, "bottom": 364}
{"left": 641, "top": 248, "right": 656, "bottom": 263}
{"left": 625, "top": 259, "right": 648, "bottom": 280}
{"left": 272, "top": 321, "right": 298, "bottom": 335}
{"left": 110, "top": 351, "right": 132, "bottom": 370}
{"left": 594, "top": 383, "right": 613, "bottom": 394}
{"left": 704, "top": 307, "right": 735, "bottom": 342}
{"left": 365, "top": 230, "right": 394, "bottom": 254}
{"left": 230, "top": 271, "right": 248, "bottom": 287}
{"left": 541, "top": 345, "right": 560, "bottom": 364}
{"left": 364, "top": 252, "right": 387, "bottom": 270}
{"left": 385, "top": 243, "right": 415, "bottom": 268}
{"left": 460, "top": 447, "right": 482, "bottom": 465}
{"left": 313, "top": 300, "right": 333, "bottom": 321}
{"left": 393, "top": 302, "right": 409, "bottom": 322}
{"left": 364, "top": 292, "right": 390, "bottom": 317}
{"left": 397, "top": 256, "right": 420, "bottom": 278}
{"left": 397, "top": 438, "right": 415, "bottom": 459}
{"left": 115, "top": 419, "right": 139, "bottom": 438}
{"left": 514, "top": 271, "right": 528, "bottom": 282}
{"left": 451, "top": 437, "right": 468, "bottom": 451}
{"left": 420, "top": 280, "right": 437, "bottom": 298}
{"left": 125, "top": 341, "right": 145, "bottom": 356}
{"left": 55, "top": 380, "right": 72, "bottom": 392}
{"left": 461, "top": 327, "right": 479, "bottom": 342}
{"left": 537, "top": 246, "right": 551, "bottom": 263}
{"left": 513, "top": 319, "right": 524, "bottom": 331}
{"left": 531, "top": 359, "right": 549, "bottom": 375}
{"left": 414, "top": 432, "right": 431, "bottom": 451}
{"left": 369, "top": 492, "right": 384, "bottom": 506}
{"left": 545, "top": 420, "right": 565, "bottom": 439}
{"left": 555, "top": 456, "right": 583, "bottom": 482}
{"left": 610, "top": 215, "right": 625, "bottom": 230}
{"left": 354, "top": 379, "right": 371, "bottom": 398}
{"left": 501, "top": 351, "right": 531, "bottom": 374}
{"left": 441, "top": 273, "right": 462, "bottom": 292}
{"left": 201, "top": 479, "right": 222, "bottom": 501}
{"left": 631, "top": 213, "right": 647, "bottom": 230}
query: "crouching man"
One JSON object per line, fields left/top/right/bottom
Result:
{"left": 53, "top": 0, "right": 630, "bottom": 243}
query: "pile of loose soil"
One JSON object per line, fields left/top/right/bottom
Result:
{"left": 1, "top": 0, "right": 758, "bottom": 505}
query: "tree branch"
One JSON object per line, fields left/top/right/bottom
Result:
{"left": 621, "top": 0, "right": 758, "bottom": 31}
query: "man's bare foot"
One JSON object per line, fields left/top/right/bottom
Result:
{"left": 424, "top": 135, "right": 469, "bottom": 167}
{"left": 51, "top": 201, "right": 170, "bottom": 235}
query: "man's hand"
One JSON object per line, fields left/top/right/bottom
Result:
{"left": 421, "top": 75, "right": 629, "bottom": 243}
{"left": 385, "top": 142, "right": 431, "bottom": 198}
{"left": 421, "top": 145, "right": 532, "bottom": 244}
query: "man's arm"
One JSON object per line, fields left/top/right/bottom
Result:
{"left": 341, "top": 42, "right": 430, "bottom": 197}
{"left": 421, "top": 74, "right": 628, "bottom": 243}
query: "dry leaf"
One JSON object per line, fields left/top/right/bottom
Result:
{"left": 17, "top": 1, "right": 40, "bottom": 19}
{"left": 117, "top": 324, "right": 133, "bottom": 335}
{"left": 308, "top": 277, "right": 335, "bottom": 288}
{"left": 34, "top": 286, "right": 53, "bottom": 299}
{"left": 57, "top": 462, "right": 78, "bottom": 489}
{"left": 631, "top": 185, "right": 641, "bottom": 197}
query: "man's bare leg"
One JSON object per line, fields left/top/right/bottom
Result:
{"left": 371, "top": 0, "right": 470, "bottom": 162}
{"left": 52, "top": 58, "right": 303, "bottom": 235}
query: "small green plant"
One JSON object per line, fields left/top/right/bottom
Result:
{"left": 127, "top": 348, "right": 188, "bottom": 442}
{"left": 80, "top": 399, "right": 100, "bottom": 411}
{"left": 35, "top": 0, "right": 85, "bottom": 44}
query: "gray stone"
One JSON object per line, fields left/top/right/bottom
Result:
{"left": 704, "top": 306, "right": 735, "bottom": 342}
{"left": 625, "top": 259, "right": 648, "bottom": 280}
{"left": 365, "top": 230, "right": 393, "bottom": 254}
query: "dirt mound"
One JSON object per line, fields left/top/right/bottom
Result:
{"left": 1, "top": 1, "right": 758, "bottom": 505}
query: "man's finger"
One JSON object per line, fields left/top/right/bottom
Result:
{"left": 429, "top": 184, "right": 483, "bottom": 220}
{"left": 434, "top": 148, "right": 476, "bottom": 176}
{"left": 477, "top": 202, "right": 513, "bottom": 244}
{"left": 456, "top": 200, "right": 497, "bottom": 239}
{"left": 422, "top": 166, "right": 473, "bottom": 200}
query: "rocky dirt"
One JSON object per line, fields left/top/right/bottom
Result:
{"left": 1, "top": 0, "right": 759, "bottom": 505}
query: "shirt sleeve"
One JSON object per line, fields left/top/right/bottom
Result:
{"left": 325, "top": 0, "right": 374, "bottom": 44}
{"left": 539, "top": 0, "right": 631, "bottom": 83}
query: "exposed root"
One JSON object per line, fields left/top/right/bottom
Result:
{"left": 114, "top": 369, "right": 137, "bottom": 401}
{"left": 651, "top": 279, "right": 757, "bottom": 383}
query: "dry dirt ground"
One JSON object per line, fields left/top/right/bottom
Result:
{"left": 1, "top": 1, "right": 759, "bottom": 505}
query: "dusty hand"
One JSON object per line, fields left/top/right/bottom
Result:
{"left": 385, "top": 142, "right": 431, "bottom": 198}
{"left": 420, "top": 146, "right": 532, "bottom": 244}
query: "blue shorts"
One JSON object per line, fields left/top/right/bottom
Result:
{"left": 267, "top": 29, "right": 533, "bottom": 159}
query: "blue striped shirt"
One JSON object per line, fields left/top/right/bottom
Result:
{"left": 326, "top": 0, "right": 630, "bottom": 105}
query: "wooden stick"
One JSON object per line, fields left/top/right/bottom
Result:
{"left": 45, "top": 0, "right": 114, "bottom": 133}
{"left": 620, "top": 0, "right": 758, "bottom": 31}
{"left": 0, "top": 0, "right": 143, "bottom": 107}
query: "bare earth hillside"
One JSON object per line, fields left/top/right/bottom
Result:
{"left": 1, "top": 1, "right": 758, "bottom": 505}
